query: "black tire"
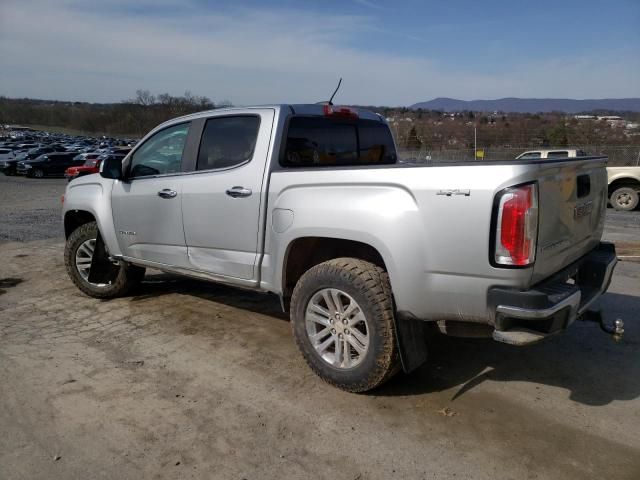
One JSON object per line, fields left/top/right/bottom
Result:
{"left": 610, "top": 187, "right": 639, "bottom": 211}
{"left": 290, "top": 258, "right": 400, "bottom": 393}
{"left": 64, "top": 221, "right": 145, "bottom": 298}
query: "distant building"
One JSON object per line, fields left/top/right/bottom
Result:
{"left": 5, "top": 125, "right": 34, "bottom": 131}
{"left": 597, "top": 115, "right": 622, "bottom": 121}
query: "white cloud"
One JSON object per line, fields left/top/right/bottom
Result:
{"left": 0, "top": 0, "right": 638, "bottom": 105}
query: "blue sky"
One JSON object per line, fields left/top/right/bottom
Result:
{"left": 1, "top": 0, "right": 638, "bottom": 105}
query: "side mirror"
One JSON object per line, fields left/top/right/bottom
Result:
{"left": 100, "top": 157, "right": 124, "bottom": 180}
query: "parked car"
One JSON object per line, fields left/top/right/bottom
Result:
{"left": 607, "top": 166, "right": 640, "bottom": 211}
{"left": 62, "top": 104, "right": 620, "bottom": 392}
{"left": 0, "top": 148, "right": 15, "bottom": 161}
{"left": 15, "top": 145, "right": 64, "bottom": 162}
{"left": 65, "top": 153, "right": 125, "bottom": 181}
{"left": 0, "top": 148, "right": 17, "bottom": 175}
{"left": 0, "top": 143, "right": 26, "bottom": 151}
{"left": 516, "top": 149, "right": 587, "bottom": 159}
{"left": 16, "top": 152, "right": 84, "bottom": 178}
{"left": 14, "top": 142, "right": 39, "bottom": 150}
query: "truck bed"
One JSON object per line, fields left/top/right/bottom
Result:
{"left": 265, "top": 156, "right": 608, "bottom": 323}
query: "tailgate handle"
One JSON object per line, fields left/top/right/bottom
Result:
{"left": 577, "top": 175, "right": 590, "bottom": 198}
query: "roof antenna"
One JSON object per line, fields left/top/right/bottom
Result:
{"left": 328, "top": 78, "right": 342, "bottom": 105}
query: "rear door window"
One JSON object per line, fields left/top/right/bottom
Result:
{"left": 282, "top": 117, "right": 396, "bottom": 167}
{"left": 196, "top": 116, "right": 260, "bottom": 171}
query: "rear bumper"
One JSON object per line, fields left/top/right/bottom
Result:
{"left": 488, "top": 242, "right": 617, "bottom": 345}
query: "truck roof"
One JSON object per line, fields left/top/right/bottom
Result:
{"left": 167, "top": 104, "right": 384, "bottom": 124}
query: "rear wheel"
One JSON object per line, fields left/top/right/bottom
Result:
{"left": 64, "top": 221, "right": 145, "bottom": 298}
{"left": 610, "top": 187, "right": 639, "bottom": 211}
{"left": 290, "top": 258, "right": 400, "bottom": 393}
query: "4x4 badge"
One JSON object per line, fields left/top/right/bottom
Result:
{"left": 436, "top": 189, "right": 471, "bottom": 197}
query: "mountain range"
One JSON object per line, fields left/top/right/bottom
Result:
{"left": 410, "top": 97, "right": 640, "bottom": 113}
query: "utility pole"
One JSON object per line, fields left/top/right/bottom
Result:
{"left": 474, "top": 126, "right": 477, "bottom": 160}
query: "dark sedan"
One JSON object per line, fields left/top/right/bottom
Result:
{"left": 0, "top": 158, "right": 20, "bottom": 175}
{"left": 16, "top": 152, "right": 85, "bottom": 178}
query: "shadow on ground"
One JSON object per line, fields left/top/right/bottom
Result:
{"left": 128, "top": 271, "right": 287, "bottom": 320}
{"left": 127, "top": 273, "right": 640, "bottom": 407}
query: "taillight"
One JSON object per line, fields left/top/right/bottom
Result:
{"left": 323, "top": 104, "right": 359, "bottom": 119}
{"left": 494, "top": 183, "right": 538, "bottom": 266}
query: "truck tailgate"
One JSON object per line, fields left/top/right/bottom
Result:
{"left": 531, "top": 157, "right": 608, "bottom": 284}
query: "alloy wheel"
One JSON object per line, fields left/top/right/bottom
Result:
{"left": 305, "top": 288, "right": 370, "bottom": 369}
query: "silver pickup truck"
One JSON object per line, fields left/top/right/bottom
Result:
{"left": 62, "top": 104, "right": 621, "bottom": 392}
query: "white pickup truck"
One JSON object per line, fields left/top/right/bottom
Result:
{"left": 607, "top": 166, "right": 640, "bottom": 211}
{"left": 62, "top": 104, "right": 622, "bottom": 392}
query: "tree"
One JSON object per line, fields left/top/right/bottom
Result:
{"left": 548, "top": 125, "right": 568, "bottom": 146}
{"left": 405, "top": 126, "right": 422, "bottom": 149}
{"left": 134, "top": 89, "right": 156, "bottom": 106}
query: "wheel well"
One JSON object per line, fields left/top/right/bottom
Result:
{"left": 283, "top": 237, "right": 387, "bottom": 298}
{"left": 608, "top": 178, "right": 640, "bottom": 196}
{"left": 64, "top": 210, "right": 96, "bottom": 238}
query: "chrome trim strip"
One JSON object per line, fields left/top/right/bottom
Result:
{"left": 116, "top": 255, "right": 261, "bottom": 290}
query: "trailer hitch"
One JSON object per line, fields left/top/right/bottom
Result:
{"left": 579, "top": 309, "right": 625, "bottom": 342}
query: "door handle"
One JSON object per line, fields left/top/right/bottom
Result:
{"left": 226, "top": 186, "right": 252, "bottom": 198}
{"left": 157, "top": 189, "right": 178, "bottom": 199}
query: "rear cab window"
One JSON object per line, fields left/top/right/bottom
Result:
{"left": 518, "top": 152, "right": 541, "bottom": 159}
{"left": 547, "top": 151, "right": 569, "bottom": 158}
{"left": 281, "top": 116, "right": 396, "bottom": 168}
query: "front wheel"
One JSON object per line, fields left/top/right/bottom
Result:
{"left": 610, "top": 187, "right": 639, "bottom": 211}
{"left": 290, "top": 258, "right": 400, "bottom": 392}
{"left": 33, "top": 168, "right": 44, "bottom": 178}
{"left": 64, "top": 221, "right": 145, "bottom": 298}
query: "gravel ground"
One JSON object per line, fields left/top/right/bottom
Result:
{"left": 0, "top": 175, "right": 65, "bottom": 242}
{"left": 1, "top": 173, "right": 639, "bottom": 479}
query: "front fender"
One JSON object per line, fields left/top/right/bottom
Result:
{"left": 63, "top": 176, "right": 121, "bottom": 257}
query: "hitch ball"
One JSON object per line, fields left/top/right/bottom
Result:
{"left": 612, "top": 319, "right": 625, "bottom": 342}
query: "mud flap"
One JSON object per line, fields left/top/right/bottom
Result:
{"left": 87, "top": 233, "right": 119, "bottom": 284}
{"left": 394, "top": 311, "right": 428, "bottom": 373}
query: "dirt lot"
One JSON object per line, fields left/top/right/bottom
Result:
{"left": 1, "top": 175, "right": 639, "bottom": 479}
